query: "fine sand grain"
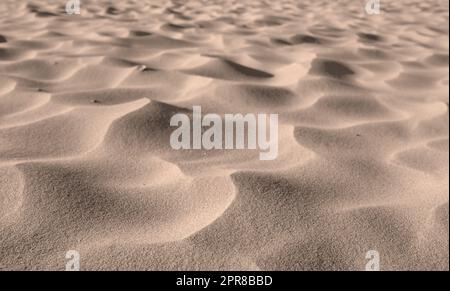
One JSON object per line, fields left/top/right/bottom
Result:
{"left": 0, "top": 0, "right": 448, "bottom": 270}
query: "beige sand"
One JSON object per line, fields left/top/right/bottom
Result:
{"left": 0, "top": 0, "right": 448, "bottom": 271}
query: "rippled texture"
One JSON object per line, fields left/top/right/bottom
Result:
{"left": 0, "top": 0, "right": 448, "bottom": 270}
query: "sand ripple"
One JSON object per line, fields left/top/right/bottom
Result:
{"left": 0, "top": 0, "right": 448, "bottom": 270}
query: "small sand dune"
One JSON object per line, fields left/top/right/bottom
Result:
{"left": 0, "top": 0, "right": 448, "bottom": 270}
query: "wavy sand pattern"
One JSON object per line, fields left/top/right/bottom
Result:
{"left": 0, "top": 0, "right": 448, "bottom": 270}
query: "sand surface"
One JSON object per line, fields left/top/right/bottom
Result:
{"left": 0, "top": 0, "right": 448, "bottom": 271}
